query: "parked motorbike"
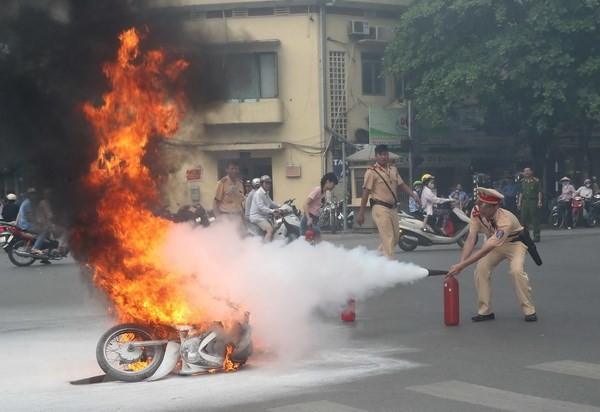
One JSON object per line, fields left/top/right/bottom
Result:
{"left": 550, "top": 198, "right": 571, "bottom": 229}
{"left": 571, "top": 195, "right": 587, "bottom": 228}
{"left": 586, "top": 194, "right": 600, "bottom": 228}
{"left": 318, "top": 200, "right": 353, "bottom": 233}
{"left": 397, "top": 203, "right": 471, "bottom": 251}
{"left": 246, "top": 199, "right": 301, "bottom": 243}
{"left": 0, "top": 223, "right": 69, "bottom": 267}
{"left": 157, "top": 204, "right": 212, "bottom": 227}
{"left": 96, "top": 313, "right": 253, "bottom": 382}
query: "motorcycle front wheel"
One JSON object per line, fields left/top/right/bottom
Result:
{"left": 8, "top": 239, "right": 35, "bottom": 267}
{"left": 96, "top": 323, "right": 166, "bottom": 382}
{"left": 398, "top": 234, "right": 418, "bottom": 251}
{"left": 587, "top": 213, "right": 598, "bottom": 228}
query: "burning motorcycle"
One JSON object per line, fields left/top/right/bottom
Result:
{"left": 96, "top": 313, "right": 253, "bottom": 382}
{"left": 0, "top": 223, "right": 69, "bottom": 267}
{"left": 397, "top": 203, "right": 471, "bottom": 251}
{"left": 246, "top": 199, "right": 301, "bottom": 243}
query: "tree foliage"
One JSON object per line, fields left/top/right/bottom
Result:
{"left": 385, "top": 0, "right": 600, "bottom": 149}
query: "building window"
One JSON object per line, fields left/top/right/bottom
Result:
{"left": 329, "top": 51, "right": 348, "bottom": 138}
{"left": 224, "top": 52, "right": 278, "bottom": 102}
{"left": 361, "top": 53, "right": 385, "bottom": 96}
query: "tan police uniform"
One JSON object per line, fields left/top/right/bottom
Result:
{"left": 214, "top": 176, "right": 245, "bottom": 215}
{"left": 470, "top": 198, "right": 536, "bottom": 317}
{"left": 363, "top": 163, "right": 402, "bottom": 260}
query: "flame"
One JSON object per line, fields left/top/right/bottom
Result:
{"left": 222, "top": 344, "right": 241, "bottom": 372}
{"left": 74, "top": 28, "right": 210, "bottom": 326}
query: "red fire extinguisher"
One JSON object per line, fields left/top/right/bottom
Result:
{"left": 341, "top": 298, "right": 356, "bottom": 322}
{"left": 444, "top": 275, "right": 459, "bottom": 326}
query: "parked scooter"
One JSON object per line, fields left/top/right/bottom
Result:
{"left": 397, "top": 203, "right": 471, "bottom": 251}
{"left": 246, "top": 199, "right": 301, "bottom": 243}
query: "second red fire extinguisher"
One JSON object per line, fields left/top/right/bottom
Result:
{"left": 444, "top": 275, "right": 459, "bottom": 326}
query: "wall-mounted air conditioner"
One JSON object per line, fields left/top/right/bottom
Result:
{"left": 349, "top": 20, "right": 370, "bottom": 36}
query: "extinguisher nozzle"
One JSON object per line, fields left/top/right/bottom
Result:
{"left": 426, "top": 269, "right": 449, "bottom": 277}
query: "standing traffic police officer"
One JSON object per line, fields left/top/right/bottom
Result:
{"left": 517, "top": 166, "right": 543, "bottom": 242}
{"left": 448, "top": 188, "right": 538, "bottom": 322}
{"left": 213, "top": 160, "right": 245, "bottom": 219}
{"left": 356, "top": 144, "right": 420, "bottom": 260}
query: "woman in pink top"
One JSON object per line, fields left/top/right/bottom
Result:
{"left": 301, "top": 172, "right": 338, "bottom": 242}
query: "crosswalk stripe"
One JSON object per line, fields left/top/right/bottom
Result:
{"left": 407, "top": 380, "right": 600, "bottom": 412}
{"left": 268, "top": 400, "right": 368, "bottom": 412}
{"left": 527, "top": 360, "right": 600, "bottom": 380}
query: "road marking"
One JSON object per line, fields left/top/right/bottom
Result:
{"left": 268, "top": 400, "right": 367, "bottom": 412}
{"left": 407, "top": 380, "right": 600, "bottom": 412}
{"left": 527, "top": 360, "right": 600, "bottom": 380}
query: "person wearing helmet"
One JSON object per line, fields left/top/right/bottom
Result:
{"left": 517, "top": 166, "right": 543, "bottom": 242}
{"left": 558, "top": 176, "right": 576, "bottom": 229}
{"left": 1, "top": 193, "right": 20, "bottom": 222}
{"left": 356, "top": 144, "right": 420, "bottom": 260}
{"left": 575, "top": 178, "right": 594, "bottom": 217}
{"left": 448, "top": 187, "right": 538, "bottom": 323}
{"left": 212, "top": 160, "right": 245, "bottom": 220}
{"left": 244, "top": 178, "right": 261, "bottom": 222}
{"left": 408, "top": 181, "right": 424, "bottom": 219}
{"left": 249, "top": 175, "right": 280, "bottom": 241}
{"left": 420, "top": 174, "right": 452, "bottom": 232}
{"left": 301, "top": 172, "right": 338, "bottom": 243}
{"left": 575, "top": 178, "right": 593, "bottom": 200}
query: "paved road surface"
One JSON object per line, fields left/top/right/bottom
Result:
{"left": 0, "top": 227, "right": 599, "bottom": 411}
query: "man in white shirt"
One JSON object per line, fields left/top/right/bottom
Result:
{"left": 249, "top": 175, "right": 280, "bottom": 242}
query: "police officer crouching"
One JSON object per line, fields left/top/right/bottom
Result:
{"left": 447, "top": 188, "right": 538, "bottom": 322}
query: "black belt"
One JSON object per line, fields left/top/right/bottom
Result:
{"left": 370, "top": 199, "right": 395, "bottom": 209}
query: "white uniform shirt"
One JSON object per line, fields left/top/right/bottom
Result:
{"left": 244, "top": 188, "right": 257, "bottom": 220}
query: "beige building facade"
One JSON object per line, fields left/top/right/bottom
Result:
{"left": 147, "top": 0, "right": 407, "bottom": 210}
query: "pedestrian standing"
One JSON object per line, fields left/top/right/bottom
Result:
{"left": 558, "top": 176, "right": 576, "bottom": 229}
{"left": 212, "top": 160, "right": 245, "bottom": 220}
{"left": 447, "top": 188, "right": 537, "bottom": 322}
{"left": 300, "top": 172, "right": 338, "bottom": 243}
{"left": 356, "top": 144, "right": 420, "bottom": 260}
{"left": 517, "top": 166, "right": 543, "bottom": 242}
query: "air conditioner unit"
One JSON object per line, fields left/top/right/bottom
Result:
{"left": 349, "top": 20, "right": 370, "bottom": 36}
{"left": 374, "top": 26, "right": 392, "bottom": 42}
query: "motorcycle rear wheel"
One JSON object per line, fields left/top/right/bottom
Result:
{"left": 96, "top": 323, "right": 166, "bottom": 382}
{"left": 8, "top": 239, "right": 35, "bottom": 267}
{"left": 551, "top": 213, "right": 563, "bottom": 230}
{"left": 587, "top": 214, "right": 598, "bottom": 228}
{"left": 398, "top": 234, "right": 418, "bottom": 251}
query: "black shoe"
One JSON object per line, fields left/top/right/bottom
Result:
{"left": 471, "top": 313, "right": 495, "bottom": 322}
{"left": 525, "top": 313, "right": 538, "bottom": 322}
{"left": 40, "top": 259, "right": 51, "bottom": 264}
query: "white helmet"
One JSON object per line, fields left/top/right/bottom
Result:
{"left": 6, "top": 193, "right": 17, "bottom": 201}
{"left": 251, "top": 177, "right": 260, "bottom": 188}
{"left": 260, "top": 175, "right": 272, "bottom": 183}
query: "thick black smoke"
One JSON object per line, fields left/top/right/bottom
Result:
{"left": 0, "top": 1, "right": 225, "bottom": 238}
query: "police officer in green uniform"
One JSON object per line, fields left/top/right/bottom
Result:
{"left": 517, "top": 166, "right": 543, "bottom": 242}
